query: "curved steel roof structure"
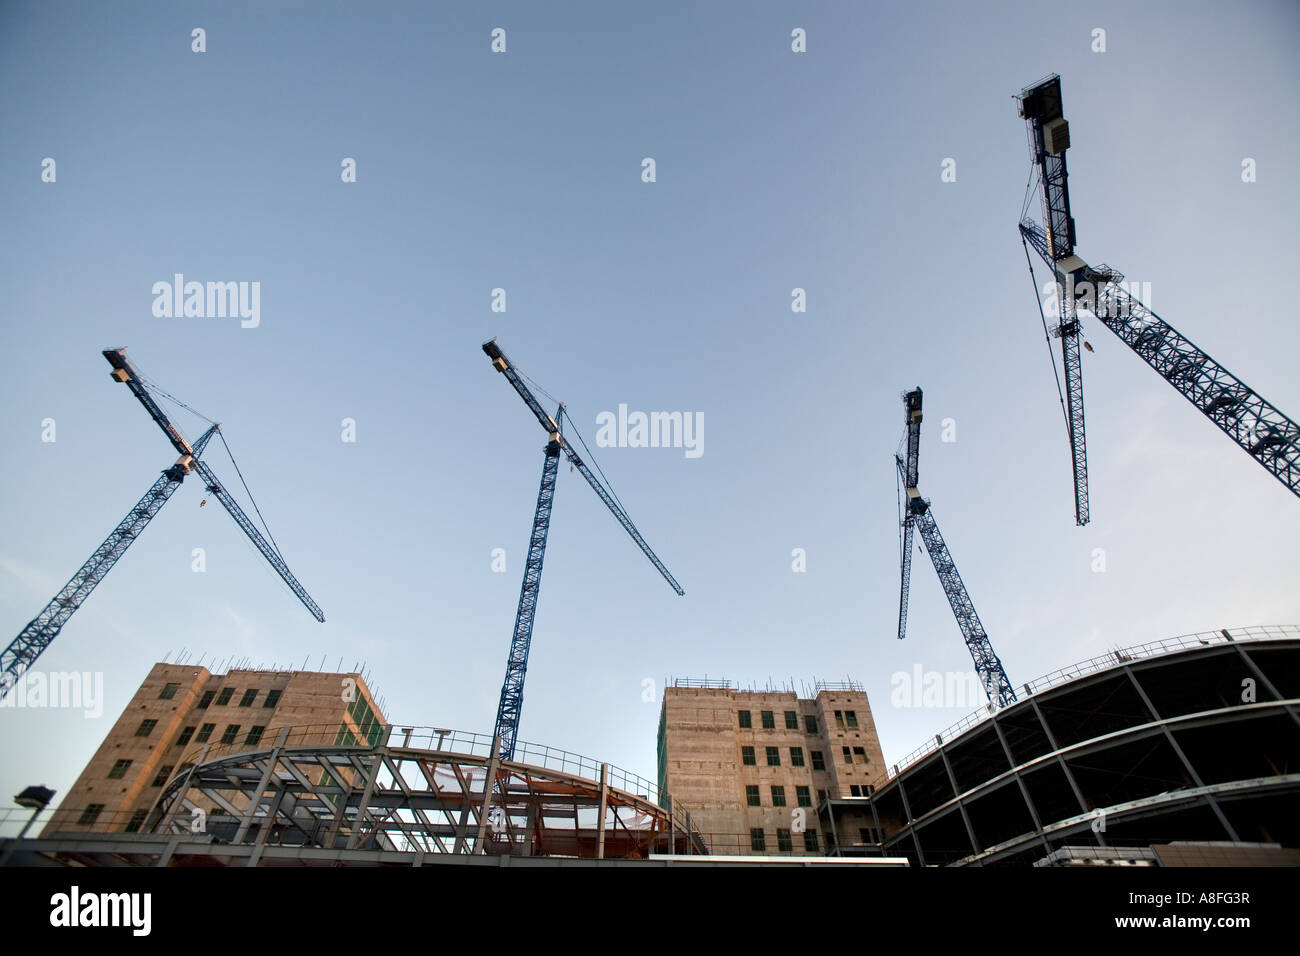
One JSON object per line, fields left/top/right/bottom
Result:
{"left": 851, "top": 625, "right": 1300, "bottom": 866}
{"left": 76, "top": 728, "right": 710, "bottom": 865}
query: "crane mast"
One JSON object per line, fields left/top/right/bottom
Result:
{"left": 1017, "top": 76, "right": 1300, "bottom": 509}
{"left": 483, "top": 339, "right": 683, "bottom": 760}
{"left": 492, "top": 435, "right": 562, "bottom": 761}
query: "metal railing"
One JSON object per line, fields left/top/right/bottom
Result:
{"left": 0, "top": 804, "right": 152, "bottom": 839}
{"left": 814, "top": 679, "right": 865, "bottom": 693}
{"left": 382, "top": 726, "right": 663, "bottom": 800}
{"left": 670, "top": 677, "right": 736, "bottom": 689}
{"left": 889, "top": 624, "right": 1300, "bottom": 776}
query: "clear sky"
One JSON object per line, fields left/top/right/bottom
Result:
{"left": 1, "top": 1, "right": 1297, "bottom": 818}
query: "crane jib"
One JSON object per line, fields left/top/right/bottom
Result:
{"left": 483, "top": 338, "right": 685, "bottom": 596}
{"left": 102, "top": 348, "right": 326, "bottom": 623}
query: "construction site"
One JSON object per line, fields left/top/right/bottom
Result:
{"left": 2, "top": 56, "right": 1297, "bottom": 874}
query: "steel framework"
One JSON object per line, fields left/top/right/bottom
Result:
{"left": 866, "top": 631, "right": 1300, "bottom": 866}
{"left": 133, "top": 728, "right": 705, "bottom": 863}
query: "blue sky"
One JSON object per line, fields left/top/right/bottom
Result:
{"left": 2, "top": 0, "right": 1297, "bottom": 816}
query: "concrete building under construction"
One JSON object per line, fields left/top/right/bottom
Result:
{"left": 656, "top": 680, "right": 888, "bottom": 855}
{"left": 6, "top": 625, "right": 1297, "bottom": 867}
{"left": 41, "top": 662, "right": 385, "bottom": 837}
{"left": 7, "top": 662, "right": 711, "bottom": 865}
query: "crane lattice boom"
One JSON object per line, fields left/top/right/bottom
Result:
{"left": 892, "top": 389, "right": 1015, "bottom": 708}
{"left": 1, "top": 426, "right": 217, "bottom": 698}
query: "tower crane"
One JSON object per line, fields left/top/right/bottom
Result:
{"left": 483, "top": 339, "right": 683, "bottom": 760}
{"left": 1, "top": 349, "right": 324, "bottom": 699}
{"left": 1017, "top": 74, "right": 1299, "bottom": 524}
{"left": 894, "top": 387, "right": 1015, "bottom": 709}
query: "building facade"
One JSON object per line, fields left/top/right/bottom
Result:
{"left": 657, "top": 680, "right": 887, "bottom": 855}
{"left": 42, "top": 662, "right": 384, "bottom": 836}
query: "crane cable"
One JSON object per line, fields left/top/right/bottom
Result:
{"left": 516, "top": 361, "right": 632, "bottom": 519}
{"left": 1020, "top": 164, "right": 1039, "bottom": 223}
{"left": 138, "top": 374, "right": 216, "bottom": 429}
{"left": 216, "top": 431, "right": 285, "bottom": 564}
{"left": 142, "top": 377, "right": 285, "bottom": 563}
{"left": 561, "top": 407, "right": 629, "bottom": 519}
{"left": 518, "top": 368, "right": 563, "bottom": 412}
{"left": 1022, "top": 234, "right": 1072, "bottom": 444}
